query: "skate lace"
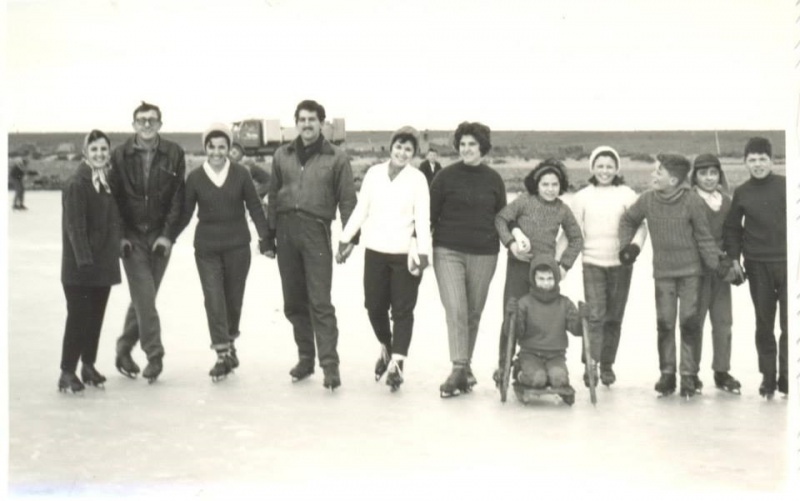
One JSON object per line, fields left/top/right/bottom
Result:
{"left": 388, "top": 359, "right": 403, "bottom": 377}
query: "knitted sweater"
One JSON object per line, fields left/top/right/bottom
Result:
{"left": 619, "top": 187, "right": 720, "bottom": 278}
{"left": 723, "top": 173, "right": 786, "bottom": 263}
{"left": 571, "top": 185, "right": 647, "bottom": 267}
{"left": 495, "top": 194, "right": 583, "bottom": 269}
{"left": 340, "top": 161, "right": 432, "bottom": 255}
{"left": 430, "top": 161, "right": 506, "bottom": 255}
{"left": 178, "top": 162, "right": 269, "bottom": 252}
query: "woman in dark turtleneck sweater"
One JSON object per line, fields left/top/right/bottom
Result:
{"left": 430, "top": 121, "right": 506, "bottom": 397}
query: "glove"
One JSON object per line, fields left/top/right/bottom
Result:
{"left": 120, "top": 239, "right": 132, "bottom": 259}
{"left": 505, "top": 297, "right": 519, "bottom": 315}
{"left": 417, "top": 254, "right": 429, "bottom": 272}
{"left": 730, "top": 261, "right": 746, "bottom": 286}
{"left": 259, "top": 239, "right": 273, "bottom": 255}
{"left": 578, "top": 301, "right": 589, "bottom": 319}
{"left": 618, "top": 244, "right": 640, "bottom": 265}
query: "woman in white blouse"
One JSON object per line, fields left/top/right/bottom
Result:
{"left": 336, "top": 126, "right": 431, "bottom": 391}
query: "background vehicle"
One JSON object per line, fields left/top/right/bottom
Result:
{"left": 230, "top": 118, "right": 346, "bottom": 158}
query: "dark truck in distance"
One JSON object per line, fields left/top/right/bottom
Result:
{"left": 230, "top": 118, "right": 346, "bottom": 158}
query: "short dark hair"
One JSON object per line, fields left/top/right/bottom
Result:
{"left": 453, "top": 121, "right": 491, "bottom": 156}
{"left": 391, "top": 134, "right": 419, "bottom": 156}
{"left": 524, "top": 158, "right": 568, "bottom": 195}
{"left": 427, "top": 147, "right": 438, "bottom": 154}
{"left": 744, "top": 137, "right": 772, "bottom": 159}
{"left": 294, "top": 100, "right": 326, "bottom": 122}
{"left": 133, "top": 101, "right": 161, "bottom": 122}
{"left": 84, "top": 129, "right": 111, "bottom": 149}
{"left": 204, "top": 130, "right": 231, "bottom": 149}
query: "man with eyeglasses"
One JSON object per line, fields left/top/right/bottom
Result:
{"left": 108, "top": 101, "right": 186, "bottom": 383}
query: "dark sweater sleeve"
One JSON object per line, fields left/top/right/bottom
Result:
{"left": 495, "top": 197, "right": 523, "bottom": 248}
{"left": 242, "top": 168, "right": 269, "bottom": 240}
{"left": 722, "top": 188, "right": 745, "bottom": 261}
{"left": 689, "top": 195, "right": 721, "bottom": 270}
{"left": 266, "top": 153, "right": 283, "bottom": 235}
{"left": 63, "top": 182, "right": 93, "bottom": 267}
{"left": 619, "top": 194, "right": 647, "bottom": 248}
{"left": 558, "top": 205, "right": 583, "bottom": 270}
{"left": 175, "top": 173, "right": 197, "bottom": 241}
{"left": 162, "top": 150, "right": 186, "bottom": 242}
{"left": 429, "top": 170, "right": 444, "bottom": 229}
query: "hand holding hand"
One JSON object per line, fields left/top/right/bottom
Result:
{"left": 731, "top": 261, "right": 747, "bottom": 286}
{"left": 511, "top": 228, "right": 531, "bottom": 253}
{"left": 336, "top": 242, "right": 354, "bottom": 264}
{"left": 120, "top": 239, "right": 132, "bottom": 259}
{"left": 417, "top": 254, "right": 429, "bottom": 273}
{"left": 152, "top": 236, "right": 172, "bottom": 258}
{"left": 618, "top": 244, "right": 640, "bottom": 265}
{"left": 510, "top": 242, "right": 533, "bottom": 261}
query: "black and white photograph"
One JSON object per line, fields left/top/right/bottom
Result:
{"left": 2, "top": 0, "right": 798, "bottom": 499}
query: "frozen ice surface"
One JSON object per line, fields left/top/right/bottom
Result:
{"left": 5, "top": 192, "right": 794, "bottom": 499}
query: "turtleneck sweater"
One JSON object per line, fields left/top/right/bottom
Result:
{"left": 723, "top": 173, "right": 786, "bottom": 262}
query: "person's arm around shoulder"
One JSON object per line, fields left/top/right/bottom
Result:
{"left": 625, "top": 187, "right": 648, "bottom": 249}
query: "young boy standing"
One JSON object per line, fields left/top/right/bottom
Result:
{"left": 619, "top": 154, "right": 726, "bottom": 398}
{"left": 690, "top": 154, "right": 742, "bottom": 393}
{"left": 723, "top": 137, "right": 787, "bottom": 398}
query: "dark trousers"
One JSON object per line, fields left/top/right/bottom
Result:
{"left": 695, "top": 273, "right": 733, "bottom": 372}
{"left": 11, "top": 179, "right": 25, "bottom": 207}
{"left": 195, "top": 245, "right": 251, "bottom": 350}
{"left": 497, "top": 257, "right": 531, "bottom": 367}
{"left": 276, "top": 212, "right": 339, "bottom": 367}
{"left": 654, "top": 276, "right": 701, "bottom": 376}
{"left": 744, "top": 260, "right": 788, "bottom": 377}
{"left": 363, "top": 249, "right": 422, "bottom": 357}
{"left": 61, "top": 285, "right": 111, "bottom": 372}
{"left": 582, "top": 263, "right": 633, "bottom": 365}
{"left": 117, "top": 230, "right": 171, "bottom": 361}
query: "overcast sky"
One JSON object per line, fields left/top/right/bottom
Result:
{"left": 4, "top": 0, "right": 794, "bottom": 132}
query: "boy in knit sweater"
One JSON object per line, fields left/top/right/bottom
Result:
{"left": 690, "top": 154, "right": 743, "bottom": 394}
{"left": 619, "top": 154, "right": 726, "bottom": 397}
{"left": 509, "top": 255, "right": 584, "bottom": 401}
{"left": 723, "top": 137, "right": 787, "bottom": 398}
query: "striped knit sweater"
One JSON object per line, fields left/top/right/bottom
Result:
{"left": 494, "top": 194, "right": 583, "bottom": 269}
{"left": 619, "top": 187, "right": 721, "bottom": 278}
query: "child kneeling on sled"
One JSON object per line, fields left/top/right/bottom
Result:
{"left": 507, "top": 255, "right": 585, "bottom": 392}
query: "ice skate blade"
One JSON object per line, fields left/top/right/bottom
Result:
{"left": 85, "top": 382, "right": 105, "bottom": 390}
{"left": 146, "top": 377, "right": 158, "bottom": 385}
{"left": 116, "top": 368, "right": 138, "bottom": 379}
{"left": 716, "top": 386, "right": 741, "bottom": 395}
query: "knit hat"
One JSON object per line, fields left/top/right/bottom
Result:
{"left": 588, "top": 145, "right": 621, "bottom": 172}
{"left": 657, "top": 153, "right": 691, "bottom": 183}
{"left": 390, "top": 126, "right": 420, "bottom": 155}
{"left": 691, "top": 153, "right": 728, "bottom": 192}
{"left": 202, "top": 123, "right": 232, "bottom": 148}
{"left": 524, "top": 158, "right": 568, "bottom": 195}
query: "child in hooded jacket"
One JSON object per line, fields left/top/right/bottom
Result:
{"left": 508, "top": 254, "right": 584, "bottom": 393}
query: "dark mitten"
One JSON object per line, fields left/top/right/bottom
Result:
{"left": 578, "top": 301, "right": 589, "bottom": 319}
{"left": 153, "top": 244, "right": 166, "bottom": 257}
{"left": 505, "top": 297, "right": 519, "bottom": 315}
{"left": 417, "top": 254, "right": 429, "bottom": 272}
{"left": 618, "top": 244, "right": 640, "bottom": 265}
{"left": 262, "top": 237, "right": 277, "bottom": 254}
{"left": 120, "top": 240, "right": 132, "bottom": 259}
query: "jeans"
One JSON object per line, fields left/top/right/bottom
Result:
{"left": 695, "top": 273, "right": 733, "bottom": 372}
{"left": 517, "top": 350, "right": 569, "bottom": 388}
{"left": 363, "top": 249, "right": 421, "bottom": 357}
{"left": 497, "top": 257, "right": 531, "bottom": 366}
{"left": 61, "top": 285, "right": 111, "bottom": 372}
{"left": 433, "top": 246, "right": 498, "bottom": 365}
{"left": 744, "top": 260, "right": 788, "bottom": 377}
{"left": 582, "top": 263, "right": 633, "bottom": 365}
{"left": 276, "top": 212, "right": 339, "bottom": 367}
{"left": 654, "top": 276, "right": 701, "bottom": 375}
{"left": 194, "top": 244, "right": 252, "bottom": 350}
{"left": 117, "top": 230, "right": 171, "bottom": 361}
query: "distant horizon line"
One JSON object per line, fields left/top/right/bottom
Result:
{"left": 6, "top": 128, "right": 786, "bottom": 134}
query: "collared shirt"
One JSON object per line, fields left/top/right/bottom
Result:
{"left": 202, "top": 159, "right": 231, "bottom": 188}
{"left": 92, "top": 167, "right": 111, "bottom": 194}
{"left": 133, "top": 136, "right": 159, "bottom": 184}
{"left": 695, "top": 187, "right": 723, "bottom": 211}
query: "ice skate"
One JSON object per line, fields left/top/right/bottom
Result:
{"left": 679, "top": 375, "right": 698, "bottom": 399}
{"left": 58, "top": 371, "right": 85, "bottom": 394}
{"left": 759, "top": 373, "right": 776, "bottom": 399}
{"left": 374, "top": 344, "right": 390, "bottom": 381}
{"left": 80, "top": 364, "right": 106, "bottom": 388}
{"left": 600, "top": 364, "right": 616, "bottom": 387}
{"left": 693, "top": 375, "right": 703, "bottom": 392}
{"left": 289, "top": 358, "right": 315, "bottom": 382}
{"left": 142, "top": 359, "right": 162, "bottom": 384}
{"left": 386, "top": 360, "right": 404, "bottom": 392}
{"left": 713, "top": 371, "right": 741, "bottom": 394}
{"left": 209, "top": 350, "right": 235, "bottom": 382}
{"left": 654, "top": 373, "right": 676, "bottom": 397}
{"left": 465, "top": 363, "right": 477, "bottom": 389}
{"left": 439, "top": 365, "right": 470, "bottom": 398}
{"left": 229, "top": 342, "right": 239, "bottom": 369}
{"left": 115, "top": 352, "right": 140, "bottom": 379}
{"left": 492, "top": 368, "right": 503, "bottom": 389}
{"left": 777, "top": 374, "right": 788, "bottom": 395}
{"left": 322, "top": 364, "right": 341, "bottom": 391}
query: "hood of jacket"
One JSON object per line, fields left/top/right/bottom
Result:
{"left": 528, "top": 254, "right": 561, "bottom": 302}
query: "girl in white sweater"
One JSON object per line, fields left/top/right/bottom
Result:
{"left": 570, "top": 146, "right": 647, "bottom": 386}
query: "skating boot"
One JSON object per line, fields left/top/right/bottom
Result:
{"left": 713, "top": 371, "right": 741, "bottom": 394}
{"left": 80, "top": 364, "right": 107, "bottom": 388}
{"left": 679, "top": 375, "right": 698, "bottom": 399}
{"left": 209, "top": 350, "right": 235, "bottom": 382}
{"left": 654, "top": 373, "right": 676, "bottom": 397}
{"left": 386, "top": 360, "right": 404, "bottom": 392}
{"left": 374, "top": 344, "right": 390, "bottom": 381}
{"left": 58, "top": 371, "right": 85, "bottom": 394}
{"left": 289, "top": 358, "right": 315, "bottom": 382}
{"left": 439, "top": 365, "right": 470, "bottom": 398}
{"left": 464, "top": 363, "right": 477, "bottom": 389}
{"left": 229, "top": 342, "right": 240, "bottom": 369}
{"left": 759, "top": 373, "right": 777, "bottom": 399}
{"left": 693, "top": 375, "right": 703, "bottom": 392}
{"left": 142, "top": 359, "right": 163, "bottom": 384}
{"left": 600, "top": 364, "right": 616, "bottom": 387}
{"left": 492, "top": 367, "right": 503, "bottom": 389}
{"left": 115, "top": 352, "right": 140, "bottom": 379}
{"left": 322, "top": 364, "right": 341, "bottom": 391}
{"left": 777, "top": 374, "right": 788, "bottom": 395}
